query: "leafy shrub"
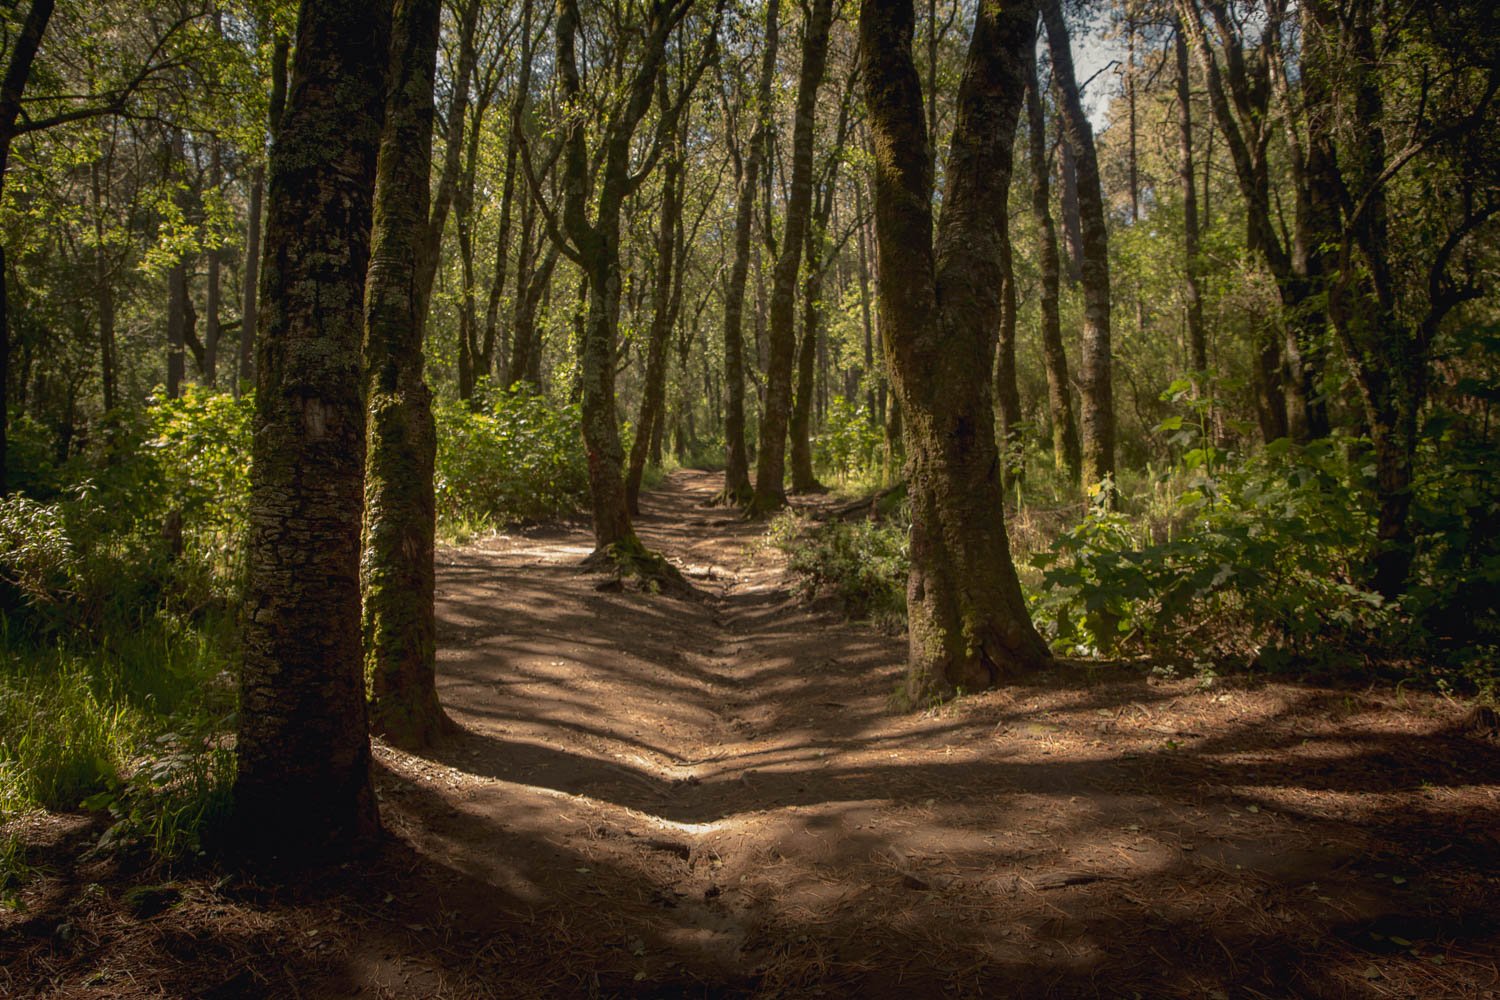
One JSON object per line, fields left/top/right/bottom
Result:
{"left": 435, "top": 387, "right": 590, "bottom": 530}
{"left": 770, "top": 508, "right": 909, "bottom": 628}
{"left": 814, "top": 396, "right": 882, "bottom": 481}
{"left": 1031, "top": 438, "right": 1392, "bottom": 662}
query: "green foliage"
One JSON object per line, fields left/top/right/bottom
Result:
{"left": 0, "top": 388, "right": 252, "bottom": 639}
{"left": 770, "top": 508, "right": 910, "bottom": 629}
{"left": 0, "top": 391, "right": 245, "bottom": 867}
{"left": 0, "top": 657, "right": 130, "bottom": 813}
{"left": 1031, "top": 438, "right": 1391, "bottom": 662}
{"left": 814, "top": 396, "right": 881, "bottom": 481}
{"left": 434, "top": 386, "right": 590, "bottom": 531}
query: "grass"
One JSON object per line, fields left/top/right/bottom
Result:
{"left": 0, "top": 611, "right": 238, "bottom": 871}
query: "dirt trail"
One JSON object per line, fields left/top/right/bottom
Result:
{"left": 364, "top": 470, "right": 1500, "bottom": 997}
{"left": 4, "top": 470, "right": 1498, "bottom": 999}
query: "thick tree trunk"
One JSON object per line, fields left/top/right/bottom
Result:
{"left": 750, "top": 0, "right": 834, "bottom": 514}
{"left": 861, "top": 0, "right": 1050, "bottom": 704}
{"left": 234, "top": 0, "right": 391, "bottom": 862}
{"left": 1024, "top": 53, "right": 1080, "bottom": 483}
{"left": 1043, "top": 0, "right": 1113, "bottom": 491}
{"left": 362, "top": 0, "right": 448, "bottom": 750}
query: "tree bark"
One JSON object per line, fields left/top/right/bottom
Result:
{"left": 362, "top": 0, "right": 449, "bottom": 750}
{"left": 860, "top": 0, "right": 1050, "bottom": 703}
{"left": 555, "top": 0, "right": 704, "bottom": 556}
{"left": 718, "top": 0, "right": 779, "bottom": 504}
{"left": 91, "top": 157, "right": 118, "bottom": 413}
{"left": 626, "top": 84, "right": 685, "bottom": 516}
{"left": 1043, "top": 0, "right": 1113, "bottom": 490}
{"left": 750, "top": 0, "right": 834, "bottom": 514}
{"left": 993, "top": 222, "right": 1023, "bottom": 491}
{"left": 204, "top": 141, "right": 222, "bottom": 388}
{"left": 234, "top": 0, "right": 391, "bottom": 862}
{"left": 0, "top": 0, "right": 55, "bottom": 496}
{"left": 1176, "top": 23, "right": 1207, "bottom": 382}
{"left": 239, "top": 32, "right": 287, "bottom": 394}
{"left": 1024, "top": 50, "right": 1080, "bottom": 483}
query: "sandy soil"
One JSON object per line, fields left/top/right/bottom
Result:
{"left": 3, "top": 469, "right": 1499, "bottom": 998}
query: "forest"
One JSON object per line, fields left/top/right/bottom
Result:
{"left": 0, "top": 0, "right": 1498, "bottom": 995}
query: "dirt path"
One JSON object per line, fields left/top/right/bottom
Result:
{"left": 4, "top": 470, "right": 1499, "bottom": 998}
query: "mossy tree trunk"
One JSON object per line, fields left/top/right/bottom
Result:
{"left": 789, "top": 67, "right": 853, "bottom": 495}
{"left": 1043, "top": 0, "right": 1114, "bottom": 491}
{"left": 362, "top": 0, "right": 449, "bottom": 750}
{"left": 234, "top": 0, "right": 391, "bottom": 862}
{"left": 555, "top": 0, "right": 709, "bottom": 555}
{"left": 1024, "top": 49, "right": 1080, "bottom": 484}
{"left": 627, "top": 80, "right": 687, "bottom": 517}
{"left": 861, "top": 0, "right": 1051, "bottom": 704}
{"left": 749, "top": 0, "right": 834, "bottom": 515}
{"left": 719, "top": 0, "right": 779, "bottom": 505}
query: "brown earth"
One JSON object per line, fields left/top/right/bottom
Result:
{"left": 3, "top": 469, "right": 1499, "bottom": 998}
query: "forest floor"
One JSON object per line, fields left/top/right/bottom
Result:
{"left": 4, "top": 469, "right": 1500, "bottom": 998}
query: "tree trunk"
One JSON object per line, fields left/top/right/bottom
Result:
{"left": 0, "top": 0, "right": 55, "bottom": 496}
{"left": 234, "top": 0, "right": 390, "bottom": 862}
{"left": 165, "top": 132, "right": 190, "bottom": 399}
{"left": 788, "top": 239, "right": 823, "bottom": 493}
{"left": 750, "top": 0, "right": 834, "bottom": 514}
{"left": 626, "top": 88, "right": 684, "bottom": 516}
{"left": 415, "top": 0, "right": 480, "bottom": 309}
{"left": 1043, "top": 0, "right": 1113, "bottom": 490}
{"left": 239, "top": 33, "right": 287, "bottom": 394}
{"left": 860, "top": 0, "right": 1050, "bottom": 704}
{"left": 91, "top": 158, "right": 118, "bottom": 413}
{"left": 720, "top": 0, "right": 780, "bottom": 504}
{"left": 993, "top": 222, "right": 1022, "bottom": 492}
{"left": 204, "top": 141, "right": 222, "bottom": 388}
{"left": 1024, "top": 51, "right": 1080, "bottom": 483}
{"left": 1176, "top": 23, "right": 1207, "bottom": 383}
{"left": 363, "top": 0, "right": 448, "bottom": 750}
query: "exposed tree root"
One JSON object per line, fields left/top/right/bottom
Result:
{"left": 582, "top": 536, "right": 698, "bottom": 598}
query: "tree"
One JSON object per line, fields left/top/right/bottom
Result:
{"left": 716, "top": 0, "right": 779, "bottom": 504}
{"left": 1, "top": 0, "right": 57, "bottom": 495}
{"left": 234, "top": 0, "right": 391, "bottom": 860}
{"left": 1024, "top": 45, "right": 1080, "bottom": 483}
{"left": 548, "top": 0, "right": 715, "bottom": 556}
{"left": 1043, "top": 0, "right": 1115, "bottom": 490}
{"left": 861, "top": 0, "right": 1052, "bottom": 702}
{"left": 363, "top": 0, "right": 450, "bottom": 748}
{"left": 749, "top": 0, "right": 835, "bottom": 514}
{"left": 1177, "top": 0, "right": 1330, "bottom": 442}
{"left": 626, "top": 75, "right": 689, "bottom": 516}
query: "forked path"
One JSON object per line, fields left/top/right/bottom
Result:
{"left": 364, "top": 470, "right": 1499, "bottom": 998}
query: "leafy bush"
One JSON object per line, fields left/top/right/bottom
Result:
{"left": 435, "top": 387, "right": 590, "bottom": 531}
{"left": 1031, "top": 438, "right": 1392, "bottom": 662}
{"left": 770, "top": 508, "right": 910, "bottom": 629}
{"left": 815, "top": 396, "right": 882, "bottom": 481}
